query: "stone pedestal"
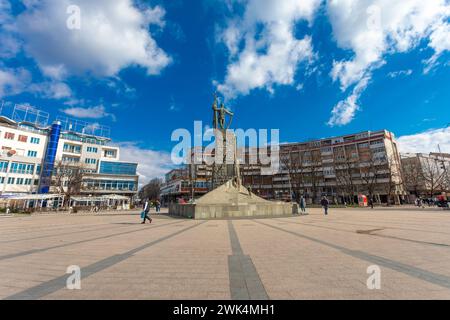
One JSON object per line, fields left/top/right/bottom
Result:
{"left": 169, "top": 179, "right": 296, "bottom": 219}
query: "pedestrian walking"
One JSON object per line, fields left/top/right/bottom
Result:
{"left": 155, "top": 200, "right": 161, "bottom": 213}
{"left": 321, "top": 196, "right": 330, "bottom": 215}
{"left": 368, "top": 197, "right": 374, "bottom": 209}
{"left": 299, "top": 196, "right": 306, "bottom": 214}
{"left": 141, "top": 199, "right": 152, "bottom": 224}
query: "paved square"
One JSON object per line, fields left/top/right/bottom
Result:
{"left": 1, "top": 207, "right": 450, "bottom": 300}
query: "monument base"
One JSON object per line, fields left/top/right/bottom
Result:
{"left": 169, "top": 180, "right": 299, "bottom": 219}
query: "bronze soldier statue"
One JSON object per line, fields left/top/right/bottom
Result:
{"left": 212, "top": 93, "right": 234, "bottom": 130}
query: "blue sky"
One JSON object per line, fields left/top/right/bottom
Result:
{"left": 0, "top": 0, "right": 449, "bottom": 182}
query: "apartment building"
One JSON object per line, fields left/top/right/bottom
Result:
{"left": 161, "top": 130, "right": 406, "bottom": 205}
{"left": 249, "top": 130, "right": 405, "bottom": 204}
{"left": 401, "top": 152, "right": 450, "bottom": 199}
{"left": 0, "top": 109, "right": 138, "bottom": 199}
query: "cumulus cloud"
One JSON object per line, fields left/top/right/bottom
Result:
{"left": 117, "top": 142, "right": 175, "bottom": 187}
{"left": 61, "top": 105, "right": 115, "bottom": 120}
{"left": 327, "top": 0, "right": 450, "bottom": 126}
{"left": 0, "top": 67, "right": 31, "bottom": 98}
{"left": 30, "top": 81, "right": 72, "bottom": 99}
{"left": 216, "top": 0, "right": 321, "bottom": 99}
{"left": 5, "top": 0, "right": 171, "bottom": 79}
{"left": 328, "top": 0, "right": 449, "bottom": 90}
{"left": 397, "top": 127, "right": 450, "bottom": 154}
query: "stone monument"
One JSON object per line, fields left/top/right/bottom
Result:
{"left": 169, "top": 95, "right": 296, "bottom": 219}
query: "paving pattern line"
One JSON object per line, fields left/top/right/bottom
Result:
{"left": 0, "top": 223, "right": 138, "bottom": 244}
{"left": 302, "top": 216, "right": 450, "bottom": 235}
{"left": 253, "top": 220, "right": 450, "bottom": 290}
{"left": 4, "top": 221, "right": 206, "bottom": 300}
{"left": 227, "top": 220, "right": 269, "bottom": 300}
{"left": 0, "top": 220, "right": 184, "bottom": 262}
{"left": 280, "top": 218, "right": 450, "bottom": 248}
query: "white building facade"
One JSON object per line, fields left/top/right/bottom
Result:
{"left": 0, "top": 114, "right": 138, "bottom": 198}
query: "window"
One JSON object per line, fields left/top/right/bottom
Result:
{"left": 99, "top": 161, "right": 137, "bottom": 175}
{"left": 36, "top": 165, "right": 41, "bottom": 174}
{"left": 27, "top": 151, "right": 38, "bottom": 157}
{"left": 87, "top": 146, "right": 98, "bottom": 153}
{"left": 4, "top": 132, "right": 15, "bottom": 140}
{"left": 104, "top": 149, "right": 116, "bottom": 158}
{"left": 62, "top": 156, "right": 80, "bottom": 164}
{"left": 30, "top": 137, "right": 40, "bottom": 144}
{"left": 83, "top": 179, "right": 136, "bottom": 191}
{"left": 358, "top": 143, "right": 369, "bottom": 149}
{"left": 25, "top": 178, "right": 32, "bottom": 185}
{"left": 34, "top": 179, "right": 39, "bottom": 186}
{"left": 9, "top": 162, "right": 35, "bottom": 174}
{"left": 85, "top": 158, "right": 97, "bottom": 165}
{"left": 7, "top": 177, "right": 15, "bottom": 184}
{"left": 16, "top": 178, "right": 24, "bottom": 185}
{"left": 18, "top": 135, "right": 28, "bottom": 142}
{"left": 0, "top": 161, "right": 8, "bottom": 172}
{"left": 63, "top": 143, "right": 82, "bottom": 154}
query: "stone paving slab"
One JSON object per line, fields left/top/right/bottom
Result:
{"left": 1, "top": 208, "right": 450, "bottom": 299}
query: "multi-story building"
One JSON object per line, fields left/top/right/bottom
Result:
{"left": 161, "top": 130, "right": 406, "bottom": 205}
{"left": 0, "top": 105, "right": 138, "bottom": 199}
{"left": 401, "top": 152, "right": 450, "bottom": 199}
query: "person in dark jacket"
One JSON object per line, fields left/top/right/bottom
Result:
{"left": 141, "top": 199, "right": 152, "bottom": 224}
{"left": 368, "top": 197, "right": 374, "bottom": 209}
{"left": 320, "top": 196, "right": 329, "bottom": 215}
{"left": 299, "top": 196, "right": 306, "bottom": 213}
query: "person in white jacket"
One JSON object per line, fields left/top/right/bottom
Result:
{"left": 141, "top": 199, "right": 152, "bottom": 224}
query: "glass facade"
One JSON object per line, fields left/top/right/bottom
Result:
{"left": 83, "top": 179, "right": 137, "bottom": 191}
{"left": 39, "top": 122, "right": 62, "bottom": 193}
{"left": 99, "top": 161, "right": 137, "bottom": 176}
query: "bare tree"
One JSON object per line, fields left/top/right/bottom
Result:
{"left": 52, "top": 161, "right": 85, "bottom": 206}
{"left": 139, "top": 178, "right": 163, "bottom": 201}
{"left": 421, "top": 157, "right": 446, "bottom": 198}
{"left": 334, "top": 156, "right": 357, "bottom": 205}
{"left": 401, "top": 157, "right": 424, "bottom": 197}
{"left": 360, "top": 156, "right": 382, "bottom": 202}
{"left": 280, "top": 149, "right": 306, "bottom": 202}
{"left": 384, "top": 156, "right": 404, "bottom": 205}
{"left": 308, "top": 150, "right": 323, "bottom": 204}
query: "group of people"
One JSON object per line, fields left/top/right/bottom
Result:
{"left": 414, "top": 197, "right": 449, "bottom": 208}
{"left": 293, "top": 196, "right": 330, "bottom": 216}
{"left": 140, "top": 199, "right": 161, "bottom": 224}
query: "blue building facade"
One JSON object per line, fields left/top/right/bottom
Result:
{"left": 38, "top": 121, "right": 62, "bottom": 194}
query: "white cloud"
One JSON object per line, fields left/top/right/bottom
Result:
{"left": 327, "top": 0, "right": 450, "bottom": 126}
{"left": 387, "top": 69, "right": 413, "bottom": 78}
{"left": 327, "top": 76, "right": 369, "bottom": 127}
{"left": 216, "top": 0, "right": 321, "bottom": 99}
{"left": 30, "top": 81, "right": 72, "bottom": 99}
{"left": 117, "top": 142, "right": 175, "bottom": 186}
{"left": 425, "top": 21, "right": 450, "bottom": 73}
{"left": 328, "top": 0, "right": 449, "bottom": 90}
{"left": 61, "top": 105, "right": 115, "bottom": 120}
{"left": 397, "top": 127, "right": 450, "bottom": 154}
{"left": 0, "top": 67, "right": 31, "bottom": 98}
{"left": 11, "top": 0, "right": 171, "bottom": 78}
